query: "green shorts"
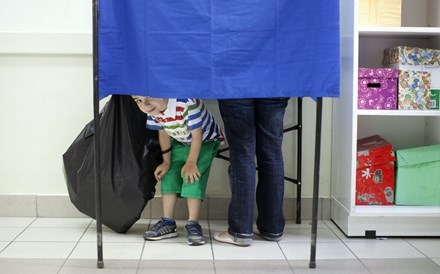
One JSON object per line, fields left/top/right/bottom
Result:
{"left": 160, "top": 140, "right": 220, "bottom": 199}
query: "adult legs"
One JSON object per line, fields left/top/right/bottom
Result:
{"left": 255, "top": 98, "right": 289, "bottom": 238}
{"left": 218, "top": 99, "right": 256, "bottom": 244}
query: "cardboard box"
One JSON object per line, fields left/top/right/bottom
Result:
{"left": 356, "top": 135, "right": 396, "bottom": 205}
{"left": 383, "top": 46, "right": 440, "bottom": 89}
{"left": 359, "top": 0, "right": 401, "bottom": 27}
{"left": 358, "top": 68, "right": 398, "bottom": 110}
{"left": 398, "top": 70, "right": 431, "bottom": 110}
{"left": 395, "top": 144, "right": 440, "bottom": 206}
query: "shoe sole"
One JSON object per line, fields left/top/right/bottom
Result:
{"left": 187, "top": 240, "right": 206, "bottom": 246}
{"left": 144, "top": 232, "right": 178, "bottom": 241}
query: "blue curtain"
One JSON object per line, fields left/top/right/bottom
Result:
{"left": 98, "top": 0, "right": 340, "bottom": 99}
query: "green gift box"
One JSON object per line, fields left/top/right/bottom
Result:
{"left": 395, "top": 144, "right": 440, "bottom": 205}
{"left": 430, "top": 89, "right": 440, "bottom": 110}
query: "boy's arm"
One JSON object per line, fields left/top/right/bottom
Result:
{"left": 158, "top": 130, "right": 172, "bottom": 163}
{"left": 181, "top": 127, "right": 202, "bottom": 184}
{"left": 154, "top": 130, "right": 172, "bottom": 181}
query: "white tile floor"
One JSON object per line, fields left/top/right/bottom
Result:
{"left": 0, "top": 217, "right": 440, "bottom": 273}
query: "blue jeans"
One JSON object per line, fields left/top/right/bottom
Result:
{"left": 218, "top": 98, "right": 289, "bottom": 244}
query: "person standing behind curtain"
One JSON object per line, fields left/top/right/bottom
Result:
{"left": 213, "top": 98, "right": 289, "bottom": 246}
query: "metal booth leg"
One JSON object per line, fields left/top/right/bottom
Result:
{"left": 93, "top": 0, "right": 104, "bottom": 269}
{"left": 282, "top": 97, "right": 303, "bottom": 224}
{"left": 309, "top": 97, "right": 323, "bottom": 268}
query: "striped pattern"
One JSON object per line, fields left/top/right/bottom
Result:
{"left": 147, "top": 99, "right": 224, "bottom": 144}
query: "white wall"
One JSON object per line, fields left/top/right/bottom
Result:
{"left": 0, "top": 0, "right": 333, "bottom": 198}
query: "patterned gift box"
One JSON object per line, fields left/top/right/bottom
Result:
{"left": 398, "top": 70, "right": 431, "bottom": 110}
{"left": 383, "top": 46, "right": 440, "bottom": 66}
{"left": 358, "top": 68, "right": 398, "bottom": 110}
{"left": 357, "top": 135, "right": 395, "bottom": 168}
{"left": 356, "top": 163, "right": 395, "bottom": 205}
{"left": 356, "top": 135, "right": 396, "bottom": 205}
{"left": 383, "top": 46, "right": 440, "bottom": 89}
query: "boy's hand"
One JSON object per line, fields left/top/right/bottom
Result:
{"left": 154, "top": 162, "right": 170, "bottom": 182}
{"left": 181, "top": 162, "right": 201, "bottom": 184}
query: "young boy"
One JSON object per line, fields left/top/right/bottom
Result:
{"left": 133, "top": 96, "right": 223, "bottom": 246}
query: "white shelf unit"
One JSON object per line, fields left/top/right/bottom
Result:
{"left": 331, "top": 0, "right": 440, "bottom": 237}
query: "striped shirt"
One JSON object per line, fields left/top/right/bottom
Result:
{"left": 146, "top": 99, "right": 224, "bottom": 145}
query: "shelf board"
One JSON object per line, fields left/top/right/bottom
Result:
{"left": 357, "top": 109, "right": 440, "bottom": 116}
{"left": 353, "top": 205, "right": 440, "bottom": 217}
{"left": 359, "top": 26, "right": 440, "bottom": 38}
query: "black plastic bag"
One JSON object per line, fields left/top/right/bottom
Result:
{"left": 63, "top": 95, "right": 161, "bottom": 233}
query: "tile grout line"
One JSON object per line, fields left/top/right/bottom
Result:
{"left": 0, "top": 217, "right": 38, "bottom": 257}
{"left": 207, "top": 218, "right": 218, "bottom": 274}
{"left": 206, "top": 199, "right": 218, "bottom": 273}
{"left": 404, "top": 238, "right": 438, "bottom": 262}
{"left": 56, "top": 218, "right": 94, "bottom": 273}
{"left": 136, "top": 232, "right": 149, "bottom": 274}
{"left": 277, "top": 241, "right": 295, "bottom": 273}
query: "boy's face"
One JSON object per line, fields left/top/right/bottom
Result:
{"left": 132, "top": 96, "right": 168, "bottom": 116}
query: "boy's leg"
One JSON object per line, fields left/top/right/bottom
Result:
{"left": 180, "top": 141, "right": 220, "bottom": 199}
{"left": 145, "top": 142, "right": 184, "bottom": 241}
{"left": 144, "top": 194, "right": 178, "bottom": 241}
{"left": 182, "top": 141, "right": 219, "bottom": 246}
{"left": 187, "top": 198, "right": 202, "bottom": 221}
{"left": 159, "top": 140, "right": 186, "bottom": 220}
{"left": 162, "top": 193, "right": 177, "bottom": 219}
{"left": 186, "top": 197, "right": 205, "bottom": 246}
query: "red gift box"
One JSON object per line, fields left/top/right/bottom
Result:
{"left": 356, "top": 135, "right": 396, "bottom": 205}
{"left": 357, "top": 135, "right": 394, "bottom": 168}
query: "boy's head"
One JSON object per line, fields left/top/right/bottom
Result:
{"left": 132, "top": 96, "right": 168, "bottom": 116}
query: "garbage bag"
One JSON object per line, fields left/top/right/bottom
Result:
{"left": 63, "top": 95, "right": 161, "bottom": 233}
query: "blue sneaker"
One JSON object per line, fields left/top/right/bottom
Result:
{"left": 144, "top": 218, "right": 178, "bottom": 240}
{"left": 185, "top": 221, "right": 205, "bottom": 246}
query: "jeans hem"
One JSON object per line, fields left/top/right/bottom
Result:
{"left": 257, "top": 228, "right": 283, "bottom": 240}
{"left": 227, "top": 229, "right": 253, "bottom": 245}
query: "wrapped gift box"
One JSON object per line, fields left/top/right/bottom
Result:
{"left": 398, "top": 70, "right": 431, "bottom": 110}
{"left": 358, "top": 68, "right": 398, "bottom": 110}
{"left": 357, "top": 135, "right": 395, "bottom": 168}
{"left": 430, "top": 89, "right": 440, "bottom": 110}
{"left": 395, "top": 144, "right": 440, "bottom": 206}
{"left": 356, "top": 135, "right": 396, "bottom": 205}
{"left": 383, "top": 46, "right": 440, "bottom": 89}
